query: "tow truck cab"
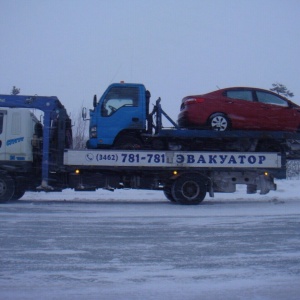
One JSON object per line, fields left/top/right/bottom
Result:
{"left": 86, "top": 83, "right": 150, "bottom": 149}
{"left": 0, "top": 108, "right": 41, "bottom": 168}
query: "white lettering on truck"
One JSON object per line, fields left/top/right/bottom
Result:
{"left": 64, "top": 150, "right": 279, "bottom": 169}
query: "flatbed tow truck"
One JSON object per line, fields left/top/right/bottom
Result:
{"left": 0, "top": 82, "right": 298, "bottom": 204}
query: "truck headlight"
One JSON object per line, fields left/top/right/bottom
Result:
{"left": 90, "top": 126, "right": 97, "bottom": 138}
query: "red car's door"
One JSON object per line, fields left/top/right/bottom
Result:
{"left": 255, "top": 91, "right": 299, "bottom": 131}
{"left": 224, "top": 90, "right": 261, "bottom": 129}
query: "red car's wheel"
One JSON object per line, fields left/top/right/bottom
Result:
{"left": 209, "top": 113, "right": 230, "bottom": 131}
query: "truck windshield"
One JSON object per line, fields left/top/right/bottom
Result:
{"left": 101, "top": 87, "right": 139, "bottom": 116}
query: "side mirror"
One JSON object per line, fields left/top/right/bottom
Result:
{"left": 82, "top": 107, "right": 87, "bottom": 120}
{"left": 93, "top": 95, "right": 97, "bottom": 108}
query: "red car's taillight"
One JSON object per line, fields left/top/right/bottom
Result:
{"left": 184, "top": 98, "right": 205, "bottom": 104}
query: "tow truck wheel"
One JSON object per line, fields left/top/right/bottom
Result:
{"left": 163, "top": 181, "right": 176, "bottom": 202}
{"left": 11, "top": 188, "right": 26, "bottom": 201}
{"left": 171, "top": 174, "right": 207, "bottom": 205}
{"left": 0, "top": 174, "right": 15, "bottom": 202}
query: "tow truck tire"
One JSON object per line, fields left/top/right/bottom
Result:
{"left": 11, "top": 188, "right": 26, "bottom": 201}
{"left": 11, "top": 178, "right": 27, "bottom": 201}
{"left": 163, "top": 181, "right": 176, "bottom": 202}
{"left": 171, "top": 174, "right": 207, "bottom": 205}
{"left": 0, "top": 174, "right": 15, "bottom": 202}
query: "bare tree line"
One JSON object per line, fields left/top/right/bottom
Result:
{"left": 72, "top": 105, "right": 88, "bottom": 150}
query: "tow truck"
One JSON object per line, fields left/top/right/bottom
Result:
{"left": 0, "top": 82, "right": 296, "bottom": 204}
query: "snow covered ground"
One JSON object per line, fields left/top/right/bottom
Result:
{"left": 1, "top": 179, "right": 300, "bottom": 300}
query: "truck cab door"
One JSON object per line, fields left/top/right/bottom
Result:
{"left": 95, "top": 85, "right": 146, "bottom": 147}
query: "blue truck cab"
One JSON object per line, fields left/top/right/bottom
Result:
{"left": 87, "top": 83, "right": 150, "bottom": 149}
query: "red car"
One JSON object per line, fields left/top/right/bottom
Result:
{"left": 177, "top": 87, "right": 300, "bottom": 132}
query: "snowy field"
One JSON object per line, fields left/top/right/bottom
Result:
{"left": 1, "top": 179, "right": 300, "bottom": 300}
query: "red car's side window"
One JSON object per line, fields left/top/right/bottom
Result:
{"left": 256, "top": 91, "right": 288, "bottom": 107}
{"left": 226, "top": 90, "right": 253, "bottom": 102}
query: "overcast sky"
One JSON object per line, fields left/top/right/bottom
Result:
{"left": 1, "top": 0, "right": 299, "bottom": 119}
